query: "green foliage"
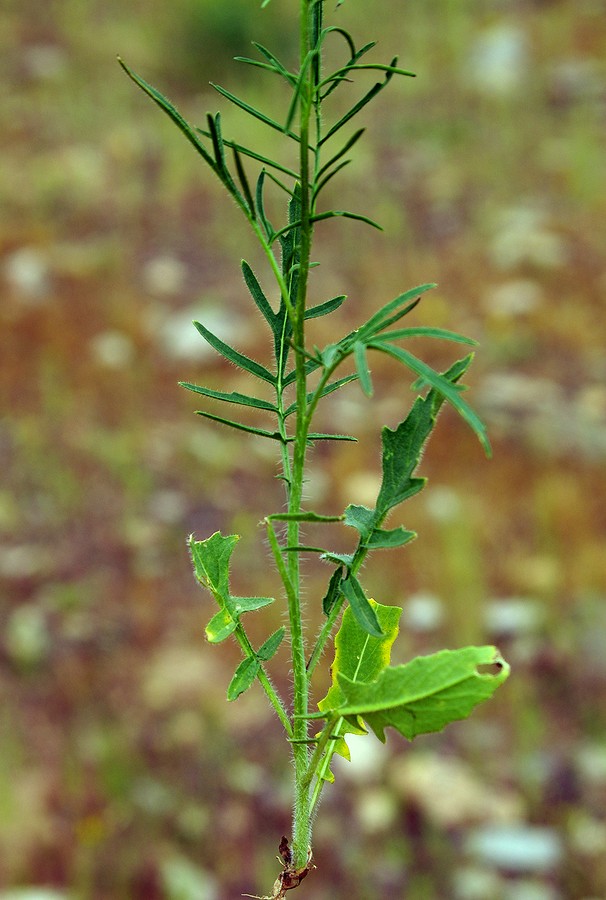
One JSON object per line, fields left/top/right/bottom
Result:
{"left": 123, "top": 0, "right": 508, "bottom": 890}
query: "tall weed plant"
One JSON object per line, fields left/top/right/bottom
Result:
{"left": 121, "top": 1, "right": 509, "bottom": 895}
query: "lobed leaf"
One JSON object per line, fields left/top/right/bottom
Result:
{"left": 335, "top": 646, "right": 510, "bottom": 741}
{"left": 188, "top": 532, "right": 275, "bottom": 644}
{"left": 372, "top": 344, "right": 490, "bottom": 454}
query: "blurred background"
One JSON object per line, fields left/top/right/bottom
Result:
{"left": 1, "top": 0, "right": 605, "bottom": 897}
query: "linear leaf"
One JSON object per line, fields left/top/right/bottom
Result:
{"left": 358, "top": 284, "right": 436, "bottom": 339}
{"left": 233, "top": 146, "right": 255, "bottom": 216}
{"left": 372, "top": 326, "right": 477, "bottom": 345}
{"left": 118, "top": 59, "right": 215, "bottom": 169}
{"left": 304, "top": 294, "right": 347, "bottom": 320}
{"left": 241, "top": 260, "right": 276, "bottom": 327}
{"left": 180, "top": 382, "right": 277, "bottom": 412}
{"left": 353, "top": 341, "right": 373, "bottom": 397}
{"left": 340, "top": 575, "right": 383, "bottom": 638}
{"left": 195, "top": 411, "right": 282, "bottom": 441}
{"left": 319, "top": 58, "right": 399, "bottom": 145}
{"left": 211, "top": 82, "right": 299, "bottom": 140}
{"left": 316, "top": 128, "right": 365, "bottom": 180}
{"left": 307, "top": 432, "right": 357, "bottom": 442}
{"left": 193, "top": 320, "right": 276, "bottom": 385}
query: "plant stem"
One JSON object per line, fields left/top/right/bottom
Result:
{"left": 284, "top": 0, "right": 317, "bottom": 870}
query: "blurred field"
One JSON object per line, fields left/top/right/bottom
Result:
{"left": 1, "top": 1, "right": 606, "bottom": 898}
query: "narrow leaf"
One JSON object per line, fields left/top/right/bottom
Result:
{"left": 180, "top": 381, "right": 277, "bottom": 412}
{"left": 227, "top": 656, "right": 260, "bottom": 700}
{"left": 353, "top": 341, "right": 373, "bottom": 397}
{"left": 255, "top": 169, "right": 274, "bottom": 240}
{"left": 233, "top": 146, "right": 255, "bottom": 216}
{"left": 189, "top": 532, "right": 238, "bottom": 601}
{"left": 304, "top": 294, "right": 347, "bottom": 320}
{"left": 193, "top": 320, "right": 276, "bottom": 385}
{"left": 211, "top": 82, "right": 299, "bottom": 140}
{"left": 195, "top": 411, "right": 282, "bottom": 441}
{"left": 306, "top": 432, "right": 357, "bottom": 443}
{"left": 241, "top": 260, "right": 276, "bottom": 327}
{"left": 359, "top": 284, "right": 435, "bottom": 339}
{"left": 340, "top": 575, "right": 383, "bottom": 638}
{"left": 319, "top": 59, "right": 398, "bottom": 145}
{"left": 322, "top": 567, "right": 344, "bottom": 616}
{"left": 371, "top": 326, "right": 476, "bottom": 345}
{"left": 118, "top": 59, "right": 215, "bottom": 169}
{"left": 267, "top": 512, "right": 344, "bottom": 524}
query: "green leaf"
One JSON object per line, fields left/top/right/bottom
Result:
{"left": 118, "top": 59, "right": 215, "bottom": 170}
{"left": 211, "top": 82, "right": 299, "bottom": 141}
{"left": 188, "top": 533, "right": 275, "bottom": 642}
{"left": 319, "top": 600, "right": 401, "bottom": 713}
{"left": 319, "top": 57, "right": 400, "bottom": 145}
{"left": 358, "top": 284, "right": 435, "bottom": 339}
{"left": 227, "top": 656, "right": 260, "bottom": 700}
{"left": 189, "top": 532, "right": 238, "bottom": 602}
{"left": 306, "top": 432, "right": 357, "bottom": 443}
{"left": 195, "top": 411, "right": 282, "bottom": 442}
{"left": 241, "top": 260, "right": 276, "bottom": 328}
{"left": 180, "top": 382, "right": 277, "bottom": 412}
{"left": 193, "top": 321, "right": 276, "bottom": 385}
{"left": 255, "top": 170, "right": 274, "bottom": 240}
{"left": 343, "top": 504, "right": 375, "bottom": 541}
{"left": 231, "top": 595, "right": 275, "bottom": 615}
{"left": 343, "top": 504, "right": 416, "bottom": 549}
{"left": 372, "top": 344, "right": 490, "bottom": 454}
{"left": 373, "top": 326, "right": 477, "bottom": 345}
{"left": 336, "top": 646, "right": 510, "bottom": 741}
{"left": 304, "top": 294, "right": 347, "bottom": 320}
{"left": 353, "top": 341, "right": 373, "bottom": 397}
{"left": 375, "top": 394, "right": 431, "bottom": 519}
{"left": 206, "top": 607, "right": 237, "bottom": 643}
{"left": 322, "top": 566, "right": 344, "bottom": 616}
{"left": 340, "top": 575, "right": 383, "bottom": 638}
{"left": 365, "top": 526, "right": 416, "bottom": 549}
{"left": 317, "top": 600, "right": 401, "bottom": 760}
{"left": 257, "top": 627, "right": 286, "bottom": 661}
{"left": 267, "top": 512, "right": 344, "bottom": 524}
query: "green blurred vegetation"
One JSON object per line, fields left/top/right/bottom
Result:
{"left": 1, "top": 1, "right": 605, "bottom": 897}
